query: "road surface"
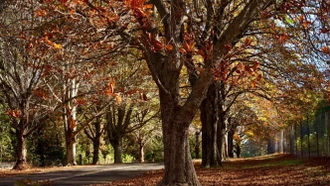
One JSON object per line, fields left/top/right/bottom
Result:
{"left": 0, "top": 163, "right": 164, "bottom": 186}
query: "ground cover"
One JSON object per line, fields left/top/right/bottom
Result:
{"left": 0, "top": 154, "right": 329, "bottom": 186}
{"left": 104, "top": 154, "right": 330, "bottom": 186}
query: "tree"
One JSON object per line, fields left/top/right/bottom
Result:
{"left": 84, "top": 106, "right": 105, "bottom": 165}
{"left": 130, "top": 108, "right": 160, "bottom": 163}
{"left": 36, "top": 0, "right": 275, "bottom": 184}
{"left": 0, "top": 1, "right": 63, "bottom": 169}
{"left": 127, "top": 0, "right": 274, "bottom": 184}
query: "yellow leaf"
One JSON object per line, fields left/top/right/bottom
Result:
{"left": 53, "top": 43, "right": 62, "bottom": 49}
{"left": 115, "top": 94, "right": 122, "bottom": 104}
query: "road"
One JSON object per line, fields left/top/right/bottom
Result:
{"left": 0, "top": 163, "right": 164, "bottom": 186}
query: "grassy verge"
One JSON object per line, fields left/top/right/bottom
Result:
{"left": 104, "top": 154, "right": 330, "bottom": 186}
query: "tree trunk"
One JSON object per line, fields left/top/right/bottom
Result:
{"left": 300, "top": 120, "right": 304, "bottom": 157}
{"left": 112, "top": 138, "right": 123, "bottom": 164}
{"left": 13, "top": 129, "right": 29, "bottom": 170}
{"left": 307, "top": 117, "right": 311, "bottom": 157}
{"left": 65, "top": 130, "right": 77, "bottom": 165}
{"left": 327, "top": 111, "right": 330, "bottom": 156}
{"left": 290, "top": 124, "right": 295, "bottom": 155}
{"left": 194, "top": 130, "right": 200, "bottom": 159}
{"left": 228, "top": 129, "right": 235, "bottom": 158}
{"left": 218, "top": 109, "right": 228, "bottom": 162}
{"left": 267, "top": 138, "right": 275, "bottom": 154}
{"left": 160, "top": 121, "right": 199, "bottom": 186}
{"left": 279, "top": 130, "right": 284, "bottom": 153}
{"left": 138, "top": 145, "right": 144, "bottom": 163}
{"left": 92, "top": 140, "right": 100, "bottom": 165}
{"left": 201, "top": 83, "right": 220, "bottom": 168}
{"left": 158, "top": 92, "right": 200, "bottom": 186}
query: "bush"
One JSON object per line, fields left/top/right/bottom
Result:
{"left": 122, "top": 154, "right": 135, "bottom": 163}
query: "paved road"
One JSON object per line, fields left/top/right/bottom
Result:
{"left": 0, "top": 163, "right": 164, "bottom": 186}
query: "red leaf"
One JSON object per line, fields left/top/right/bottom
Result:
{"left": 252, "top": 61, "right": 259, "bottom": 71}
{"left": 68, "top": 117, "right": 76, "bottom": 129}
{"left": 256, "top": 74, "right": 262, "bottom": 81}
{"left": 278, "top": 32, "right": 288, "bottom": 43}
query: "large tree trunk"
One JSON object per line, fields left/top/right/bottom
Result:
{"left": 13, "top": 129, "right": 29, "bottom": 170}
{"left": 228, "top": 128, "right": 235, "bottom": 158}
{"left": 111, "top": 138, "right": 123, "bottom": 164}
{"left": 267, "top": 138, "right": 275, "bottom": 154}
{"left": 201, "top": 83, "right": 220, "bottom": 168}
{"left": 158, "top": 92, "right": 201, "bottom": 186}
{"left": 65, "top": 131, "right": 77, "bottom": 165}
{"left": 92, "top": 140, "right": 100, "bottom": 165}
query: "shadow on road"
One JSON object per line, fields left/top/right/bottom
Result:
{"left": 0, "top": 163, "right": 164, "bottom": 186}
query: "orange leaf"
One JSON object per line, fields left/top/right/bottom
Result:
{"left": 105, "top": 82, "right": 115, "bottom": 95}
{"left": 7, "top": 110, "right": 21, "bottom": 118}
{"left": 321, "top": 46, "right": 330, "bottom": 54}
{"left": 179, "top": 47, "right": 187, "bottom": 54}
{"left": 184, "top": 41, "right": 196, "bottom": 53}
{"left": 166, "top": 44, "right": 173, "bottom": 51}
{"left": 35, "top": 9, "right": 47, "bottom": 17}
{"left": 143, "top": 4, "right": 153, "bottom": 9}
{"left": 302, "top": 21, "right": 311, "bottom": 28}
{"left": 251, "top": 81, "right": 256, "bottom": 88}
{"left": 244, "top": 37, "right": 252, "bottom": 46}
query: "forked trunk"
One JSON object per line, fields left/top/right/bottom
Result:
{"left": 65, "top": 131, "right": 77, "bottom": 165}
{"left": 13, "top": 130, "right": 29, "bottom": 170}
{"left": 160, "top": 122, "right": 200, "bottom": 186}
{"left": 158, "top": 93, "right": 200, "bottom": 186}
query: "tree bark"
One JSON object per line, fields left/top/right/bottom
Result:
{"left": 267, "top": 138, "right": 275, "bottom": 154}
{"left": 290, "top": 124, "right": 295, "bottom": 155}
{"left": 13, "top": 129, "right": 28, "bottom": 170}
{"left": 194, "top": 130, "right": 200, "bottom": 159}
{"left": 139, "top": 145, "right": 144, "bottom": 163}
{"left": 228, "top": 128, "right": 235, "bottom": 158}
{"left": 92, "top": 140, "right": 100, "bottom": 165}
{"left": 201, "top": 83, "right": 220, "bottom": 168}
{"left": 112, "top": 138, "right": 123, "bottom": 164}
{"left": 218, "top": 107, "right": 228, "bottom": 162}
{"left": 65, "top": 130, "right": 77, "bottom": 165}
{"left": 158, "top": 90, "right": 202, "bottom": 186}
